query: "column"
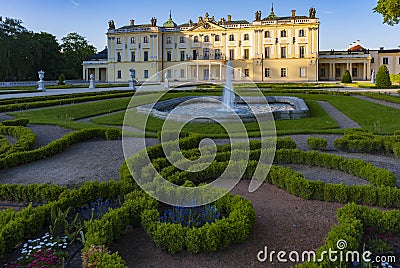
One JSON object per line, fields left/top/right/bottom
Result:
{"left": 186, "top": 64, "right": 188, "bottom": 81}
{"left": 363, "top": 62, "right": 367, "bottom": 80}
{"left": 219, "top": 63, "right": 222, "bottom": 81}
{"left": 209, "top": 62, "right": 211, "bottom": 81}
{"left": 196, "top": 62, "right": 199, "bottom": 81}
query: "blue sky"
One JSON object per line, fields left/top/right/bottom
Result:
{"left": 1, "top": 0, "right": 399, "bottom": 51}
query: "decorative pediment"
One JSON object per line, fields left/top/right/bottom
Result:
{"left": 187, "top": 12, "right": 226, "bottom": 31}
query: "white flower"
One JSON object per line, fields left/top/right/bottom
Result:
{"left": 23, "top": 243, "right": 28, "bottom": 248}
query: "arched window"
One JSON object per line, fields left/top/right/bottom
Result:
{"left": 244, "top": 34, "right": 249, "bottom": 41}
{"left": 194, "top": 36, "right": 199, "bottom": 43}
{"left": 299, "top": 29, "right": 305, "bottom": 37}
{"left": 264, "top": 31, "right": 270, "bottom": 38}
{"left": 215, "top": 35, "right": 220, "bottom": 42}
{"left": 229, "top": 34, "right": 235, "bottom": 41}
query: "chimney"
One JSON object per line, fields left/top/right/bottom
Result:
{"left": 356, "top": 40, "right": 360, "bottom": 46}
{"left": 380, "top": 47, "right": 384, "bottom": 51}
{"left": 130, "top": 19, "right": 135, "bottom": 26}
{"left": 291, "top": 10, "right": 296, "bottom": 17}
{"left": 227, "top": 15, "right": 232, "bottom": 22}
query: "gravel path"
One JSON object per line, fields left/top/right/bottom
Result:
{"left": 0, "top": 138, "right": 158, "bottom": 186}
{"left": 281, "top": 164, "right": 370, "bottom": 186}
{"left": 354, "top": 95, "right": 400, "bottom": 109}
{"left": 317, "top": 101, "right": 360, "bottom": 129}
{"left": 29, "top": 124, "right": 73, "bottom": 148}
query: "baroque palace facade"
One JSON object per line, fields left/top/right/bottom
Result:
{"left": 83, "top": 7, "right": 400, "bottom": 83}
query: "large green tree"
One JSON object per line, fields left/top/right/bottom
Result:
{"left": 61, "top": 33, "right": 96, "bottom": 79}
{"left": 374, "top": 0, "right": 400, "bottom": 25}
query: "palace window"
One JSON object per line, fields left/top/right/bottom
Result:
{"left": 299, "top": 29, "right": 305, "bottom": 37}
{"left": 352, "top": 68, "right": 358, "bottom": 77}
{"left": 117, "top": 70, "right": 122, "bottom": 79}
{"left": 194, "top": 36, "right": 199, "bottom": 43}
{"left": 335, "top": 68, "right": 341, "bottom": 77}
{"left": 180, "top": 51, "right": 185, "bottom": 61}
{"left": 281, "top": 30, "right": 287, "bottom": 37}
{"left": 193, "top": 50, "right": 197, "bottom": 60}
{"left": 144, "top": 70, "right": 149, "bottom": 79}
{"left": 204, "top": 35, "right": 209, "bottom": 42}
{"left": 281, "top": 68, "right": 287, "bottom": 77}
{"left": 264, "top": 31, "right": 270, "bottom": 38}
{"left": 265, "top": 47, "right": 270, "bottom": 59}
{"left": 215, "top": 35, "right": 220, "bottom": 41}
{"left": 180, "top": 69, "right": 185, "bottom": 78}
{"left": 244, "top": 49, "right": 249, "bottom": 60}
{"left": 180, "top": 36, "right": 185, "bottom": 43}
{"left": 131, "top": 69, "right": 136, "bottom": 78}
{"left": 203, "top": 48, "right": 210, "bottom": 60}
{"left": 229, "top": 34, "right": 235, "bottom": 41}
{"left": 117, "top": 38, "right": 121, "bottom": 44}
{"left": 383, "top": 57, "right": 389, "bottom": 64}
{"left": 166, "top": 37, "right": 172, "bottom": 44}
{"left": 399, "top": 57, "right": 400, "bottom": 64}
{"left": 229, "top": 49, "right": 235, "bottom": 60}
{"left": 117, "top": 52, "right": 121, "bottom": 62}
{"left": 300, "top": 67, "right": 306, "bottom": 77}
{"left": 167, "top": 70, "right": 172, "bottom": 78}
{"left": 144, "top": 51, "right": 149, "bottom": 62}
{"left": 143, "top": 36, "right": 149, "bottom": 43}
{"left": 320, "top": 68, "right": 326, "bottom": 77}
{"left": 215, "top": 49, "right": 221, "bottom": 59}
{"left": 167, "top": 51, "right": 172, "bottom": 61}
{"left": 244, "top": 69, "right": 249, "bottom": 77}
{"left": 299, "top": 46, "right": 305, "bottom": 58}
{"left": 131, "top": 51, "right": 135, "bottom": 62}
{"left": 281, "top": 47, "right": 287, "bottom": 58}
{"left": 244, "top": 34, "right": 249, "bottom": 41}
{"left": 371, "top": 58, "right": 375, "bottom": 63}
{"left": 130, "top": 37, "right": 135, "bottom": 44}
{"left": 265, "top": 68, "right": 270, "bottom": 77}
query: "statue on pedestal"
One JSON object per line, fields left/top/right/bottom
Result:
{"left": 371, "top": 69, "right": 376, "bottom": 84}
{"left": 37, "top": 70, "right": 46, "bottom": 92}
{"left": 164, "top": 73, "right": 169, "bottom": 89}
{"left": 89, "top": 74, "right": 95, "bottom": 89}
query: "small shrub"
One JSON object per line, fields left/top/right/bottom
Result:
{"left": 82, "top": 244, "right": 109, "bottom": 268}
{"left": 341, "top": 70, "right": 352, "bottom": 83}
{"left": 306, "top": 137, "right": 328, "bottom": 151}
{"left": 58, "top": 74, "right": 66, "bottom": 85}
{"left": 376, "top": 65, "right": 392, "bottom": 88}
{"left": 393, "top": 142, "right": 400, "bottom": 159}
{"left": 105, "top": 128, "right": 121, "bottom": 140}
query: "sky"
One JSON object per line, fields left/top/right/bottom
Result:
{"left": 1, "top": 0, "right": 399, "bottom": 51}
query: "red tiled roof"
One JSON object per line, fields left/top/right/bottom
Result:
{"left": 349, "top": 45, "right": 364, "bottom": 52}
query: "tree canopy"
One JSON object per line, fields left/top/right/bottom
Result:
{"left": 374, "top": 0, "right": 400, "bottom": 25}
{"left": 0, "top": 17, "right": 96, "bottom": 81}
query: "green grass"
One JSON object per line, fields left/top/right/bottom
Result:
{"left": 327, "top": 95, "right": 400, "bottom": 134}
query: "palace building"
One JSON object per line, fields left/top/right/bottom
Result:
{"left": 82, "top": 6, "right": 400, "bottom": 83}
{"left": 83, "top": 6, "right": 320, "bottom": 83}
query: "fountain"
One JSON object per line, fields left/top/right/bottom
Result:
{"left": 136, "top": 63, "right": 309, "bottom": 123}
{"left": 221, "top": 61, "right": 235, "bottom": 109}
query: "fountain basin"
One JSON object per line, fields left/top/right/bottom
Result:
{"left": 136, "top": 96, "right": 309, "bottom": 123}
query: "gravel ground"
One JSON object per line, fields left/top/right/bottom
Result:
{"left": 112, "top": 181, "right": 343, "bottom": 268}
{"left": 29, "top": 124, "right": 73, "bottom": 148}
{"left": 317, "top": 101, "right": 360, "bottom": 129}
{"left": 281, "top": 164, "right": 370, "bottom": 186}
{"left": 354, "top": 95, "right": 400, "bottom": 109}
{"left": 0, "top": 138, "right": 158, "bottom": 186}
{"left": 0, "top": 113, "right": 14, "bottom": 121}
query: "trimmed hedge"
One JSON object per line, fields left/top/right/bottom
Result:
{"left": 0, "top": 118, "right": 29, "bottom": 126}
{"left": 0, "top": 91, "right": 135, "bottom": 112}
{"left": 306, "top": 137, "right": 328, "bottom": 151}
{"left": 0, "top": 125, "right": 36, "bottom": 157}
{"left": 0, "top": 128, "right": 116, "bottom": 169}
{"left": 140, "top": 193, "right": 256, "bottom": 254}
